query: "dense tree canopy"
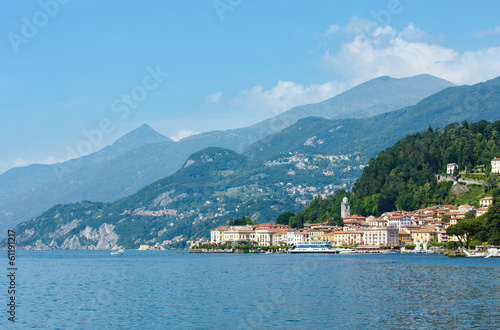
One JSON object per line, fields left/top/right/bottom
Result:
{"left": 353, "top": 120, "right": 500, "bottom": 212}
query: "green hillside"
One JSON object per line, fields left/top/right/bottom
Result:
{"left": 5, "top": 147, "right": 362, "bottom": 249}
{"left": 285, "top": 120, "right": 500, "bottom": 229}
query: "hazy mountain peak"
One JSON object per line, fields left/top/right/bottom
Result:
{"left": 112, "top": 124, "right": 172, "bottom": 148}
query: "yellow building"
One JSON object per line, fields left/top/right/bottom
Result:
{"left": 333, "top": 231, "right": 347, "bottom": 246}
{"left": 479, "top": 196, "right": 494, "bottom": 207}
{"left": 399, "top": 231, "right": 412, "bottom": 244}
{"left": 308, "top": 229, "right": 325, "bottom": 241}
{"left": 224, "top": 226, "right": 255, "bottom": 244}
{"left": 411, "top": 230, "right": 438, "bottom": 245}
{"left": 210, "top": 226, "right": 229, "bottom": 244}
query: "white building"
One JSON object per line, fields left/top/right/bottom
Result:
{"left": 294, "top": 230, "right": 309, "bottom": 244}
{"left": 492, "top": 158, "right": 500, "bottom": 174}
{"left": 286, "top": 230, "right": 297, "bottom": 245}
{"left": 387, "top": 215, "right": 412, "bottom": 231}
{"left": 369, "top": 218, "right": 387, "bottom": 227}
{"left": 447, "top": 163, "right": 458, "bottom": 175}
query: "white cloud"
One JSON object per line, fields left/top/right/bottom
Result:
{"left": 170, "top": 129, "right": 199, "bottom": 142}
{"left": 322, "top": 20, "right": 500, "bottom": 85}
{"left": 325, "top": 24, "right": 340, "bottom": 35}
{"left": 474, "top": 26, "right": 500, "bottom": 38}
{"left": 230, "top": 80, "right": 347, "bottom": 113}
{"left": 205, "top": 91, "right": 222, "bottom": 104}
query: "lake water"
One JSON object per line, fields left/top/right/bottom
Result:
{"left": 3, "top": 251, "right": 500, "bottom": 329}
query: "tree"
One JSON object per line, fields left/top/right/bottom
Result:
{"left": 441, "top": 215, "right": 451, "bottom": 223}
{"left": 446, "top": 217, "right": 484, "bottom": 249}
{"left": 276, "top": 212, "right": 294, "bottom": 225}
{"left": 480, "top": 197, "right": 500, "bottom": 245}
{"left": 485, "top": 173, "right": 499, "bottom": 191}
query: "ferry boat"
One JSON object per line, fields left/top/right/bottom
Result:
{"left": 290, "top": 241, "right": 339, "bottom": 254}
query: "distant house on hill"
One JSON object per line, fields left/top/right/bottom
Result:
{"left": 492, "top": 158, "right": 500, "bottom": 173}
{"left": 479, "top": 196, "right": 494, "bottom": 208}
{"left": 447, "top": 163, "right": 458, "bottom": 175}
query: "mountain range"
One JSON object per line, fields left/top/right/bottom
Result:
{"left": 245, "top": 76, "right": 500, "bottom": 160}
{"left": 0, "top": 74, "right": 454, "bottom": 233}
{"left": 5, "top": 75, "right": 500, "bottom": 249}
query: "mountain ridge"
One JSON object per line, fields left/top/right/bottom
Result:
{"left": 0, "top": 74, "right": 459, "bottom": 233}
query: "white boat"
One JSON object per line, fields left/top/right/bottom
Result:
{"left": 111, "top": 249, "right": 124, "bottom": 255}
{"left": 463, "top": 247, "right": 500, "bottom": 258}
{"left": 337, "top": 248, "right": 358, "bottom": 254}
{"left": 381, "top": 249, "right": 399, "bottom": 254}
{"left": 290, "top": 241, "right": 339, "bottom": 254}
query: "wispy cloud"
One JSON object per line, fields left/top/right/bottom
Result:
{"left": 170, "top": 129, "right": 199, "bottom": 142}
{"left": 205, "top": 91, "right": 222, "bottom": 104}
{"left": 474, "top": 26, "right": 500, "bottom": 38}
{"left": 230, "top": 80, "right": 346, "bottom": 113}
{"left": 325, "top": 24, "right": 340, "bottom": 35}
{"left": 322, "top": 19, "right": 500, "bottom": 85}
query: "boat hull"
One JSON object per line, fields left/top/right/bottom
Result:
{"left": 290, "top": 250, "right": 339, "bottom": 254}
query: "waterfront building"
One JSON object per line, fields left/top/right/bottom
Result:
{"left": 398, "top": 231, "right": 412, "bottom": 244}
{"left": 286, "top": 230, "right": 297, "bottom": 245}
{"left": 255, "top": 228, "right": 274, "bottom": 246}
{"left": 210, "top": 226, "right": 229, "bottom": 244}
{"left": 308, "top": 228, "right": 325, "bottom": 241}
{"left": 411, "top": 230, "right": 438, "bottom": 245}
{"left": 294, "top": 230, "right": 309, "bottom": 244}
{"left": 333, "top": 231, "right": 347, "bottom": 246}
{"left": 344, "top": 230, "right": 364, "bottom": 245}
{"left": 272, "top": 230, "right": 287, "bottom": 245}
{"left": 218, "top": 225, "right": 254, "bottom": 244}
{"left": 363, "top": 228, "right": 399, "bottom": 246}
{"left": 341, "top": 197, "right": 350, "bottom": 219}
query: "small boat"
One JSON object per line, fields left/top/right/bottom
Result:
{"left": 111, "top": 249, "right": 124, "bottom": 255}
{"left": 337, "top": 248, "right": 358, "bottom": 254}
{"left": 290, "top": 241, "right": 339, "bottom": 254}
{"left": 462, "top": 248, "right": 487, "bottom": 258}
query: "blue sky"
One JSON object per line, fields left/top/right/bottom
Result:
{"left": 1, "top": 0, "right": 500, "bottom": 173}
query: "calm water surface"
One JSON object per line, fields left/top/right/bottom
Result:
{"left": 3, "top": 251, "right": 500, "bottom": 329}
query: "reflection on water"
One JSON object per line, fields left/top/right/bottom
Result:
{"left": 7, "top": 251, "right": 500, "bottom": 329}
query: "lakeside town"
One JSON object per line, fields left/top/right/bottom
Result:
{"left": 135, "top": 158, "right": 500, "bottom": 254}
{"left": 188, "top": 196, "right": 494, "bottom": 252}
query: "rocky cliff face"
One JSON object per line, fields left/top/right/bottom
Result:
{"left": 16, "top": 222, "right": 121, "bottom": 250}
